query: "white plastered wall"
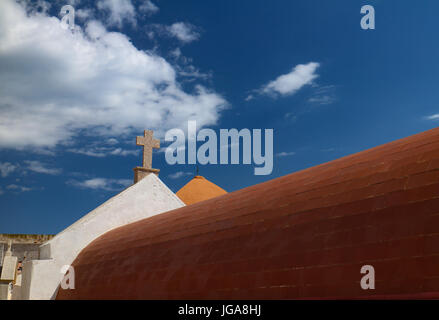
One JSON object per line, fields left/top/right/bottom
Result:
{"left": 20, "top": 174, "right": 184, "bottom": 300}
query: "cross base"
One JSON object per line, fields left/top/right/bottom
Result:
{"left": 133, "top": 167, "right": 160, "bottom": 183}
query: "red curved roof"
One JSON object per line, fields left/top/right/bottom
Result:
{"left": 57, "top": 128, "right": 439, "bottom": 299}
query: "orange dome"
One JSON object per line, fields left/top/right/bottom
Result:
{"left": 176, "top": 175, "right": 227, "bottom": 205}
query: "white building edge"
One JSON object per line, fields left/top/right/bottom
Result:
{"left": 20, "top": 174, "right": 184, "bottom": 300}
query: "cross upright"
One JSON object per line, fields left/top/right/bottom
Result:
{"left": 136, "top": 130, "right": 160, "bottom": 169}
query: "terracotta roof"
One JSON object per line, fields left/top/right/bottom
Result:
{"left": 176, "top": 175, "right": 227, "bottom": 205}
{"left": 57, "top": 127, "right": 439, "bottom": 299}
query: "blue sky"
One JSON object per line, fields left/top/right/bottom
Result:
{"left": 1, "top": 0, "right": 439, "bottom": 234}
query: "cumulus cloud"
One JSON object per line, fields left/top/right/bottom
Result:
{"left": 97, "top": 0, "right": 136, "bottom": 27}
{"left": 75, "top": 8, "right": 95, "bottom": 21}
{"left": 0, "top": 162, "right": 16, "bottom": 177}
{"left": 0, "top": 0, "right": 226, "bottom": 151}
{"left": 148, "top": 22, "right": 200, "bottom": 44}
{"left": 67, "top": 177, "right": 131, "bottom": 191}
{"left": 20, "top": 0, "right": 52, "bottom": 14}
{"left": 25, "top": 161, "right": 61, "bottom": 175}
{"left": 168, "top": 22, "right": 200, "bottom": 43}
{"left": 168, "top": 48, "right": 210, "bottom": 80}
{"left": 250, "top": 62, "right": 320, "bottom": 99}
{"left": 139, "top": 0, "right": 159, "bottom": 15}
{"left": 168, "top": 171, "right": 192, "bottom": 179}
{"left": 95, "top": 0, "right": 157, "bottom": 27}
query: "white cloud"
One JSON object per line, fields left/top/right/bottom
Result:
{"left": 0, "top": 0, "right": 226, "bottom": 151}
{"left": 109, "top": 148, "right": 138, "bottom": 156}
{"left": 257, "top": 62, "right": 320, "bottom": 98}
{"left": 275, "top": 151, "right": 296, "bottom": 157}
{"left": 168, "top": 22, "right": 200, "bottom": 43}
{"left": 75, "top": 8, "right": 95, "bottom": 21}
{"left": 308, "top": 85, "right": 336, "bottom": 105}
{"left": 68, "top": 146, "right": 138, "bottom": 157}
{"left": 147, "top": 23, "right": 200, "bottom": 44}
{"left": 67, "top": 177, "right": 131, "bottom": 191}
{"left": 308, "top": 95, "right": 334, "bottom": 105}
{"left": 66, "top": 0, "right": 82, "bottom": 6}
{"left": 169, "top": 48, "right": 210, "bottom": 80}
{"left": 170, "top": 47, "right": 182, "bottom": 59}
{"left": 168, "top": 171, "right": 192, "bottom": 179}
{"left": 0, "top": 162, "right": 16, "bottom": 177}
{"left": 68, "top": 148, "right": 104, "bottom": 157}
{"left": 97, "top": 0, "right": 136, "bottom": 27}
{"left": 6, "top": 184, "right": 32, "bottom": 192}
{"left": 106, "top": 138, "right": 119, "bottom": 145}
{"left": 176, "top": 65, "right": 211, "bottom": 80}
{"left": 21, "top": 0, "right": 51, "bottom": 14}
{"left": 245, "top": 94, "right": 254, "bottom": 101}
{"left": 426, "top": 114, "right": 439, "bottom": 121}
{"left": 139, "top": 0, "right": 159, "bottom": 15}
{"left": 24, "top": 161, "right": 61, "bottom": 175}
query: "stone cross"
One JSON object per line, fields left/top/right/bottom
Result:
{"left": 136, "top": 130, "right": 160, "bottom": 169}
